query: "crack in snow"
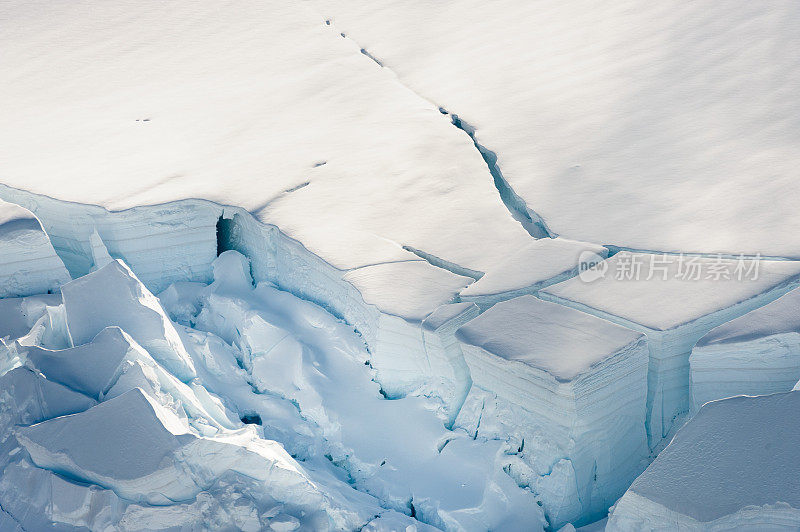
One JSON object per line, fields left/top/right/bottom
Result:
{"left": 445, "top": 111, "right": 554, "bottom": 240}
{"left": 0, "top": 499, "right": 26, "bottom": 531}
{"left": 401, "top": 245, "right": 483, "bottom": 281}
{"left": 249, "top": 181, "right": 311, "bottom": 215}
{"left": 320, "top": 15, "right": 553, "bottom": 242}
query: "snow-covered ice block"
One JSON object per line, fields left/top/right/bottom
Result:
{"left": 460, "top": 238, "right": 606, "bottom": 309}
{"left": 0, "top": 456, "right": 317, "bottom": 532}
{"left": 455, "top": 295, "right": 648, "bottom": 527}
{"left": 0, "top": 366, "right": 95, "bottom": 469}
{"left": 0, "top": 199, "right": 70, "bottom": 298}
{"left": 541, "top": 252, "right": 800, "bottom": 446}
{"left": 690, "top": 287, "right": 800, "bottom": 414}
{"left": 607, "top": 392, "right": 800, "bottom": 531}
{"left": 16, "top": 388, "right": 347, "bottom": 519}
{"left": 61, "top": 259, "right": 196, "bottom": 381}
{"left": 0, "top": 459, "right": 126, "bottom": 531}
{"left": 342, "top": 260, "right": 472, "bottom": 324}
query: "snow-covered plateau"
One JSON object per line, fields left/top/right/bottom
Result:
{"left": 2, "top": 0, "right": 800, "bottom": 530}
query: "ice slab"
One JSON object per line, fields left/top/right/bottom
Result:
{"left": 460, "top": 238, "right": 607, "bottom": 309}
{"left": 0, "top": 367, "right": 96, "bottom": 434}
{"left": 690, "top": 287, "right": 800, "bottom": 413}
{"left": 16, "top": 388, "right": 341, "bottom": 516}
{"left": 0, "top": 459, "right": 126, "bottom": 532}
{"left": 307, "top": 0, "right": 800, "bottom": 258}
{"left": 607, "top": 392, "right": 800, "bottom": 530}
{"left": 0, "top": 199, "right": 70, "bottom": 297}
{"left": 541, "top": 252, "right": 800, "bottom": 445}
{"left": 25, "top": 326, "right": 236, "bottom": 431}
{"left": 25, "top": 326, "right": 149, "bottom": 398}
{"left": 455, "top": 295, "right": 648, "bottom": 526}
{"left": 61, "top": 259, "right": 196, "bottom": 381}
{"left": 696, "top": 285, "right": 800, "bottom": 347}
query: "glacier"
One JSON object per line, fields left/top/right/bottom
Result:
{"left": 2, "top": 0, "right": 800, "bottom": 529}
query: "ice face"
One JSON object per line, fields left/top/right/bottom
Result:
{"left": 689, "top": 287, "right": 800, "bottom": 414}
{"left": 0, "top": 200, "right": 70, "bottom": 298}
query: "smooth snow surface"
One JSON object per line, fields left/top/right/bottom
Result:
{"left": 696, "top": 287, "right": 800, "bottom": 347}
{"left": 460, "top": 238, "right": 606, "bottom": 309}
{"left": 608, "top": 392, "right": 800, "bottom": 530}
{"left": 308, "top": 0, "right": 800, "bottom": 258}
{"left": 542, "top": 252, "right": 800, "bottom": 332}
{"left": 456, "top": 295, "right": 642, "bottom": 382}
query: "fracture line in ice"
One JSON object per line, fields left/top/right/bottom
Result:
{"left": 317, "top": 16, "right": 553, "bottom": 241}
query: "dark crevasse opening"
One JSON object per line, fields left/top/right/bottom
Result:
{"left": 216, "top": 215, "right": 238, "bottom": 256}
